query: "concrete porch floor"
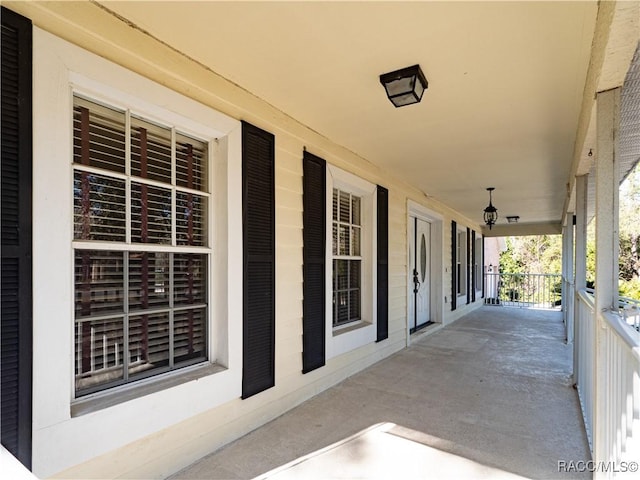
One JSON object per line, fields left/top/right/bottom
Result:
{"left": 171, "top": 307, "right": 591, "bottom": 480}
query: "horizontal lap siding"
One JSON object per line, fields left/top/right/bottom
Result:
{"left": 274, "top": 148, "right": 303, "bottom": 378}
{"left": 388, "top": 191, "right": 407, "bottom": 339}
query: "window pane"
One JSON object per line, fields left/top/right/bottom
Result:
{"left": 131, "top": 182, "right": 172, "bottom": 244}
{"left": 73, "top": 171, "right": 126, "bottom": 242}
{"left": 74, "top": 250, "right": 124, "bottom": 317}
{"left": 349, "top": 289, "right": 361, "bottom": 321}
{"left": 174, "top": 307, "right": 207, "bottom": 364}
{"left": 339, "top": 224, "right": 350, "bottom": 255}
{"left": 332, "top": 189, "right": 338, "bottom": 221}
{"left": 75, "top": 316, "right": 124, "bottom": 394}
{"left": 352, "top": 226, "right": 361, "bottom": 256}
{"left": 176, "top": 133, "right": 208, "bottom": 192}
{"left": 174, "top": 254, "right": 207, "bottom": 306}
{"left": 332, "top": 223, "right": 338, "bottom": 256}
{"left": 349, "top": 260, "right": 361, "bottom": 289}
{"left": 335, "top": 259, "right": 349, "bottom": 290}
{"left": 335, "top": 291, "right": 349, "bottom": 326}
{"left": 131, "top": 117, "right": 172, "bottom": 185}
{"left": 129, "top": 252, "right": 170, "bottom": 312}
{"left": 129, "top": 312, "right": 170, "bottom": 379}
{"left": 177, "top": 192, "right": 207, "bottom": 246}
{"left": 339, "top": 191, "right": 350, "bottom": 223}
{"left": 351, "top": 196, "right": 361, "bottom": 225}
{"left": 73, "top": 97, "right": 125, "bottom": 173}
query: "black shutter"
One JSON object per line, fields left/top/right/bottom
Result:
{"left": 241, "top": 122, "right": 275, "bottom": 398}
{"left": 466, "top": 227, "right": 471, "bottom": 305}
{"left": 1, "top": 7, "right": 32, "bottom": 468}
{"left": 451, "top": 221, "right": 457, "bottom": 311}
{"left": 471, "top": 230, "right": 476, "bottom": 303}
{"left": 376, "top": 186, "right": 389, "bottom": 342}
{"left": 302, "top": 151, "right": 326, "bottom": 373}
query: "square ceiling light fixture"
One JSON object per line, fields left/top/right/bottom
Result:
{"left": 379, "top": 64, "right": 428, "bottom": 107}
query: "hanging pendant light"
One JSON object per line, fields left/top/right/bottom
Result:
{"left": 483, "top": 187, "right": 498, "bottom": 229}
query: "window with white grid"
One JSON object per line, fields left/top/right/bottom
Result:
{"left": 332, "top": 188, "right": 362, "bottom": 327}
{"left": 72, "top": 95, "right": 211, "bottom": 396}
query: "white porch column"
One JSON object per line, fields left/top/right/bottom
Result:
{"left": 594, "top": 87, "right": 620, "bottom": 471}
{"left": 574, "top": 175, "right": 588, "bottom": 291}
{"left": 562, "top": 215, "right": 575, "bottom": 342}
{"left": 595, "top": 88, "right": 620, "bottom": 314}
{"left": 573, "top": 175, "right": 588, "bottom": 383}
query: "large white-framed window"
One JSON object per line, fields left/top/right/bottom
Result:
{"left": 325, "top": 165, "right": 377, "bottom": 358}
{"left": 72, "top": 94, "right": 212, "bottom": 396}
{"left": 33, "top": 22, "right": 242, "bottom": 432}
{"left": 32, "top": 30, "right": 243, "bottom": 473}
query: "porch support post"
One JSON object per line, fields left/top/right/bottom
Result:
{"left": 574, "top": 175, "right": 588, "bottom": 291}
{"left": 594, "top": 87, "right": 620, "bottom": 470}
{"left": 594, "top": 87, "right": 620, "bottom": 315}
{"left": 573, "top": 174, "right": 588, "bottom": 384}
{"left": 562, "top": 215, "right": 574, "bottom": 342}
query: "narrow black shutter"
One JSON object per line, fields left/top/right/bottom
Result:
{"left": 1, "top": 7, "right": 33, "bottom": 468}
{"left": 302, "top": 151, "right": 326, "bottom": 373}
{"left": 376, "top": 186, "right": 389, "bottom": 342}
{"left": 471, "top": 230, "right": 476, "bottom": 302}
{"left": 241, "top": 122, "right": 275, "bottom": 398}
{"left": 467, "top": 227, "right": 471, "bottom": 304}
{"left": 451, "top": 221, "right": 457, "bottom": 311}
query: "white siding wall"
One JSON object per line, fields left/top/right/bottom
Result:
{"left": 12, "top": 3, "right": 486, "bottom": 478}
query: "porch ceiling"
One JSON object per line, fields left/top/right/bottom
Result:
{"left": 101, "top": 1, "right": 598, "bottom": 230}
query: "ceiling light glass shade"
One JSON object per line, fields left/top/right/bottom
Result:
{"left": 379, "top": 64, "right": 428, "bottom": 107}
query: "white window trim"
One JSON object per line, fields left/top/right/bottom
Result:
{"left": 325, "top": 165, "right": 377, "bottom": 360}
{"left": 32, "top": 28, "right": 242, "bottom": 476}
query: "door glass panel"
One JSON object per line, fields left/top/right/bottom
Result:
{"left": 420, "top": 233, "right": 427, "bottom": 283}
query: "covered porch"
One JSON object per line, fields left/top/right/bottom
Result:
{"left": 1, "top": 2, "right": 640, "bottom": 478}
{"left": 172, "top": 307, "right": 589, "bottom": 480}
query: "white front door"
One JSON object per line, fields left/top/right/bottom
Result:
{"left": 409, "top": 217, "right": 431, "bottom": 332}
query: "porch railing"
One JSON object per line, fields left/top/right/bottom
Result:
{"left": 484, "top": 272, "right": 562, "bottom": 309}
{"left": 575, "top": 289, "right": 596, "bottom": 451}
{"left": 574, "top": 288, "right": 640, "bottom": 476}
{"left": 585, "top": 287, "right": 640, "bottom": 333}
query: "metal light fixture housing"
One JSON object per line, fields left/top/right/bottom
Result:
{"left": 483, "top": 187, "right": 498, "bottom": 229}
{"left": 379, "top": 64, "right": 428, "bottom": 107}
